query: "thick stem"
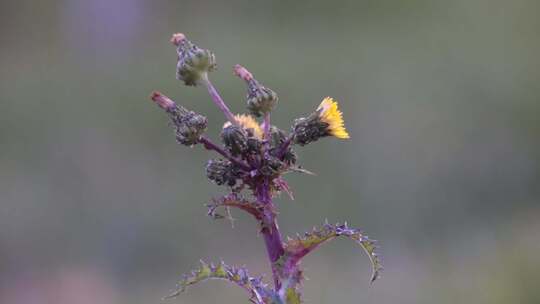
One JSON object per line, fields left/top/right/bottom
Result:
{"left": 199, "top": 136, "right": 251, "bottom": 171}
{"left": 256, "top": 179, "right": 285, "bottom": 290}
{"left": 202, "top": 76, "right": 238, "bottom": 126}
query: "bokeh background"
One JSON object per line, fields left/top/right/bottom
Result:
{"left": 1, "top": 0, "right": 539, "bottom": 303}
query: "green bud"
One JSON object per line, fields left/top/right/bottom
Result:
{"left": 150, "top": 91, "right": 207, "bottom": 146}
{"left": 172, "top": 33, "right": 217, "bottom": 86}
{"left": 246, "top": 79, "right": 278, "bottom": 117}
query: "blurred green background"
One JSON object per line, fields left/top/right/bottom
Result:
{"left": 1, "top": 0, "right": 539, "bottom": 303}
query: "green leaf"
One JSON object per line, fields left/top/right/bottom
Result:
{"left": 284, "top": 221, "right": 382, "bottom": 283}
{"left": 206, "top": 194, "right": 264, "bottom": 221}
{"left": 165, "top": 260, "right": 274, "bottom": 304}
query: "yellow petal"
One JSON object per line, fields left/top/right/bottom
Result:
{"left": 224, "top": 114, "right": 263, "bottom": 139}
{"left": 317, "top": 97, "right": 350, "bottom": 139}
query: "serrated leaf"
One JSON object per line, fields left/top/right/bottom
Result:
{"left": 284, "top": 222, "right": 382, "bottom": 283}
{"left": 165, "top": 260, "right": 274, "bottom": 304}
{"left": 206, "top": 194, "right": 264, "bottom": 221}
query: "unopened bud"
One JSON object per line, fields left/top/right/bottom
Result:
{"left": 221, "top": 124, "right": 248, "bottom": 156}
{"left": 172, "top": 33, "right": 217, "bottom": 86}
{"left": 234, "top": 65, "right": 278, "bottom": 117}
{"left": 172, "top": 110, "right": 208, "bottom": 146}
{"left": 150, "top": 91, "right": 208, "bottom": 146}
{"left": 205, "top": 159, "right": 237, "bottom": 186}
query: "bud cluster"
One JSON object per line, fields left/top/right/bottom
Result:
{"left": 219, "top": 120, "right": 295, "bottom": 181}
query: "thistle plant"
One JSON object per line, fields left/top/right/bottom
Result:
{"left": 149, "top": 33, "right": 382, "bottom": 304}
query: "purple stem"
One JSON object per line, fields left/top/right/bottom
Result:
{"left": 256, "top": 179, "right": 285, "bottom": 290}
{"left": 202, "top": 76, "right": 238, "bottom": 125}
{"left": 199, "top": 136, "right": 251, "bottom": 171}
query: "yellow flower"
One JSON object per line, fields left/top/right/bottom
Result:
{"left": 224, "top": 114, "right": 263, "bottom": 139}
{"left": 316, "top": 97, "right": 350, "bottom": 139}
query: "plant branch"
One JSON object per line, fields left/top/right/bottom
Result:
{"left": 201, "top": 76, "right": 238, "bottom": 126}
{"left": 199, "top": 136, "right": 251, "bottom": 171}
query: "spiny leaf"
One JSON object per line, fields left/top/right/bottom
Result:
{"left": 165, "top": 260, "right": 274, "bottom": 304}
{"left": 206, "top": 194, "right": 264, "bottom": 221}
{"left": 284, "top": 222, "right": 382, "bottom": 283}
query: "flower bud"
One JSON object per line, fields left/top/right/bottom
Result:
{"left": 234, "top": 65, "right": 277, "bottom": 117}
{"left": 171, "top": 33, "right": 217, "bottom": 86}
{"left": 246, "top": 79, "right": 278, "bottom": 117}
{"left": 221, "top": 124, "right": 248, "bottom": 156}
{"left": 172, "top": 110, "right": 208, "bottom": 146}
{"left": 150, "top": 91, "right": 208, "bottom": 146}
{"left": 205, "top": 159, "right": 238, "bottom": 186}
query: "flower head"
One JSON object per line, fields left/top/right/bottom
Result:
{"left": 316, "top": 97, "right": 350, "bottom": 139}
{"left": 224, "top": 114, "right": 263, "bottom": 139}
{"left": 292, "top": 97, "right": 349, "bottom": 146}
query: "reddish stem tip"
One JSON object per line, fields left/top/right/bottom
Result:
{"left": 170, "top": 33, "right": 186, "bottom": 46}
{"left": 233, "top": 64, "right": 253, "bottom": 82}
{"left": 150, "top": 91, "right": 176, "bottom": 111}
